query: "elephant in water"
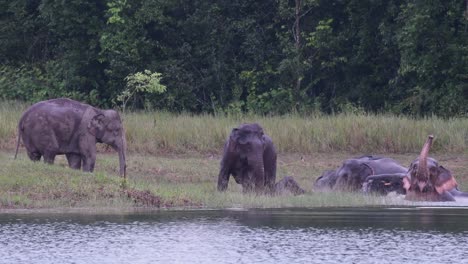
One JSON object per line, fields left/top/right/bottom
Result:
{"left": 314, "top": 155, "right": 407, "bottom": 194}
{"left": 362, "top": 173, "right": 407, "bottom": 195}
{"left": 14, "top": 98, "right": 127, "bottom": 177}
{"left": 402, "top": 135, "right": 465, "bottom": 201}
{"left": 217, "top": 123, "right": 277, "bottom": 193}
{"left": 363, "top": 136, "right": 468, "bottom": 201}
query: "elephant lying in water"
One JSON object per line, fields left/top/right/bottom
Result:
{"left": 315, "top": 143, "right": 468, "bottom": 201}
{"left": 314, "top": 155, "right": 407, "bottom": 193}
{"left": 14, "top": 98, "right": 127, "bottom": 177}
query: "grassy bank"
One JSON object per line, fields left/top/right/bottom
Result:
{"left": 2, "top": 150, "right": 467, "bottom": 210}
{"left": 1, "top": 101, "right": 467, "bottom": 154}
{"left": 1, "top": 101, "right": 467, "bottom": 210}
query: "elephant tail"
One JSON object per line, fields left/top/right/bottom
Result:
{"left": 14, "top": 121, "right": 23, "bottom": 159}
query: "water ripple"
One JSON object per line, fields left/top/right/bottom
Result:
{"left": 1, "top": 209, "right": 468, "bottom": 264}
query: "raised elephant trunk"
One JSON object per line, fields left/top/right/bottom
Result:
{"left": 415, "top": 135, "right": 433, "bottom": 191}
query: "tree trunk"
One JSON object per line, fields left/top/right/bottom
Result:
{"left": 117, "top": 132, "right": 127, "bottom": 178}
{"left": 294, "top": 0, "right": 303, "bottom": 111}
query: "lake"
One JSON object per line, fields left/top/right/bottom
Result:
{"left": 1, "top": 207, "right": 468, "bottom": 263}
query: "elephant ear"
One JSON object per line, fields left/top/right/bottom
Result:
{"left": 434, "top": 166, "right": 457, "bottom": 194}
{"left": 403, "top": 161, "right": 416, "bottom": 191}
{"left": 88, "top": 113, "right": 106, "bottom": 139}
{"left": 358, "top": 163, "right": 374, "bottom": 181}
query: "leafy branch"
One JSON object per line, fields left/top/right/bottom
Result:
{"left": 117, "top": 70, "right": 167, "bottom": 112}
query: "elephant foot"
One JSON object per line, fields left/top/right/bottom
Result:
{"left": 274, "top": 176, "right": 305, "bottom": 196}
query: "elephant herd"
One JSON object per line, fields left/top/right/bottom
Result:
{"left": 14, "top": 98, "right": 467, "bottom": 202}
{"left": 218, "top": 122, "right": 468, "bottom": 201}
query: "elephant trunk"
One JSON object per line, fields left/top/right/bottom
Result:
{"left": 249, "top": 145, "right": 265, "bottom": 193}
{"left": 415, "top": 135, "right": 433, "bottom": 190}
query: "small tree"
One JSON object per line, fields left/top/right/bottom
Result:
{"left": 117, "top": 70, "right": 167, "bottom": 112}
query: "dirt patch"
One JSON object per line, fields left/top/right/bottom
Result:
{"left": 123, "top": 188, "right": 162, "bottom": 207}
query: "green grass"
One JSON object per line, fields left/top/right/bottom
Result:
{"left": 2, "top": 101, "right": 467, "bottom": 154}
{"left": 2, "top": 150, "right": 467, "bottom": 210}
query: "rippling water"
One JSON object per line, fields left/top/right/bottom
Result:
{"left": 1, "top": 208, "right": 468, "bottom": 264}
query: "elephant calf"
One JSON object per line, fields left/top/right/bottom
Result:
{"left": 15, "top": 98, "right": 127, "bottom": 177}
{"left": 217, "top": 123, "right": 277, "bottom": 193}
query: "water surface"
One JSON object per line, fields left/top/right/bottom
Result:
{"left": 1, "top": 207, "right": 468, "bottom": 263}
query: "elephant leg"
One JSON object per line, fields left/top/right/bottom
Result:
{"left": 78, "top": 135, "right": 97, "bottom": 173}
{"left": 42, "top": 152, "right": 56, "bottom": 164}
{"left": 82, "top": 153, "right": 96, "bottom": 173}
{"left": 27, "top": 151, "right": 41, "bottom": 161}
{"left": 217, "top": 164, "right": 231, "bottom": 192}
{"left": 66, "top": 153, "right": 82, "bottom": 170}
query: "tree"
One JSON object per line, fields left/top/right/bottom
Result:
{"left": 117, "top": 70, "right": 166, "bottom": 112}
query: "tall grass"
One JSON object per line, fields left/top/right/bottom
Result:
{"left": 123, "top": 111, "right": 468, "bottom": 154}
{"left": 0, "top": 101, "right": 26, "bottom": 149}
{"left": 1, "top": 101, "right": 467, "bottom": 154}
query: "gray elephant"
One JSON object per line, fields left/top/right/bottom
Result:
{"left": 313, "top": 170, "right": 339, "bottom": 191}
{"left": 363, "top": 136, "right": 468, "bottom": 201}
{"left": 217, "top": 123, "right": 277, "bottom": 193}
{"left": 14, "top": 98, "right": 127, "bottom": 177}
{"left": 314, "top": 155, "right": 407, "bottom": 193}
{"left": 402, "top": 135, "right": 459, "bottom": 201}
{"left": 362, "top": 173, "right": 406, "bottom": 195}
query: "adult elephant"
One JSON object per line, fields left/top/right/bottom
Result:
{"left": 314, "top": 156, "right": 407, "bottom": 193}
{"left": 334, "top": 156, "right": 408, "bottom": 192}
{"left": 217, "top": 123, "right": 276, "bottom": 193}
{"left": 14, "top": 98, "right": 127, "bottom": 177}
{"left": 402, "top": 135, "right": 459, "bottom": 201}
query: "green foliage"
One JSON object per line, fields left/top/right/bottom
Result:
{"left": 106, "top": 0, "right": 127, "bottom": 24}
{"left": 393, "top": 0, "right": 468, "bottom": 117}
{"left": 0, "top": 0, "right": 466, "bottom": 116}
{"left": 118, "top": 70, "right": 167, "bottom": 111}
{"left": 0, "top": 63, "right": 84, "bottom": 102}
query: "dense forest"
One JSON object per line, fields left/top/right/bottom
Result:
{"left": 1, "top": 0, "right": 467, "bottom": 116}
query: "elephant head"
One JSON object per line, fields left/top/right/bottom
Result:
{"left": 88, "top": 109, "right": 127, "bottom": 178}
{"left": 229, "top": 123, "right": 266, "bottom": 192}
{"left": 362, "top": 173, "right": 406, "bottom": 195}
{"left": 314, "top": 170, "right": 338, "bottom": 192}
{"left": 334, "top": 159, "right": 373, "bottom": 191}
{"left": 403, "top": 135, "right": 457, "bottom": 201}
